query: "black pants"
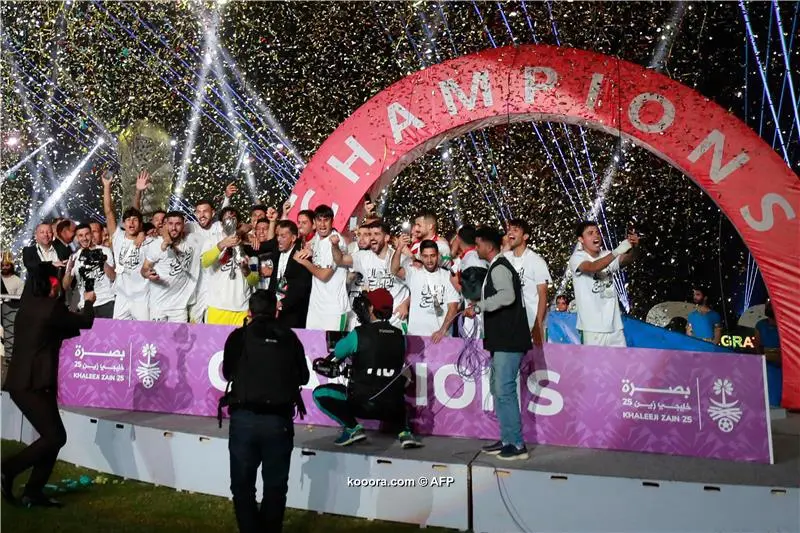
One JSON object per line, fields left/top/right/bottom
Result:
{"left": 312, "top": 384, "right": 410, "bottom": 434}
{"left": 1, "top": 389, "right": 67, "bottom": 497}
{"left": 92, "top": 301, "right": 114, "bottom": 319}
{"left": 228, "top": 409, "right": 293, "bottom": 533}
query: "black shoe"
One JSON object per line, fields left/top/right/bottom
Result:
{"left": 481, "top": 440, "right": 505, "bottom": 455}
{"left": 1, "top": 473, "right": 17, "bottom": 505}
{"left": 21, "top": 495, "right": 64, "bottom": 508}
{"left": 497, "top": 444, "right": 530, "bottom": 461}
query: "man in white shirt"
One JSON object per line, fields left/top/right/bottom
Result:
{"left": 392, "top": 236, "right": 460, "bottom": 342}
{"left": 503, "top": 219, "right": 551, "bottom": 344}
{"left": 1, "top": 254, "right": 24, "bottom": 298}
{"left": 102, "top": 172, "right": 150, "bottom": 320}
{"left": 201, "top": 207, "right": 259, "bottom": 326}
{"left": 568, "top": 221, "right": 641, "bottom": 347}
{"left": 331, "top": 220, "right": 410, "bottom": 332}
{"left": 184, "top": 199, "right": 222, "bottom": 323}
{"left": 450, "top": 224, "right": 488, "bottom": 338}
{"left": 62, "top": 223, "right": 116, "bottom": 318}
{"left": 293, "top": 205, "right": 350, "bottom": 332}
{"left": 344, "top": 223, "right": 373, "bottom": 329}
{"left": 141, "top": 212, "right": 201, "bottom": 323}
{"left": 409, "top": 211, "right": 452, "bottom": 269}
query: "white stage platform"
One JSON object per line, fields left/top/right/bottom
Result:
{"left": 2, "top": 392, "right": 798, "bottom": 533}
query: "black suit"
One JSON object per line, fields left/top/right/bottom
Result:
{"left": 267, "top": 240, "right": 312, "bottom": 329}
{"left": 2, "top": 296, "right": 94, "bottom": 499}
{"left": 22, "top": 244, "right": 72, "bottom": 298}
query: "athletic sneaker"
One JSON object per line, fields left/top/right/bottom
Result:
{"left": 497, "top": 444, "right": 529, "bottom": 461}
{"left": 334, "top": 425, "right": 366, "bottom": 446}
{"left": 398, "top": 431, "right": 423, "bottom": 449}
{"left": 481, "top": 440, "right": 505, "bottom": 455}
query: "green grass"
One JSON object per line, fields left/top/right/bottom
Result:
{"left": 2, "top": 440, "right": 454, "bottom": 533}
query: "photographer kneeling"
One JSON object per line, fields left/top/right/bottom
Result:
{"left": 220, "top": 290, "right": 309, "bottom": 533}
{"left": 312, "top": 288, "right": 422, "bottom": 449}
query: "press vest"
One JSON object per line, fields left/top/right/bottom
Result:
{"left": 483, "top": 256, "right": 532, "bottom": 353}
{"left": 347, "top": 321, "right": 406, "bottom": 406}
{"left": 228, "top": 320, "right": 303, "bottom": 414}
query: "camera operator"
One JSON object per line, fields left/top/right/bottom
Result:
{"left": 61, "top": 223, "right": 116, "bottom": 318}
{"left": 312, "top": 289, "right": 423, "bottom": 449}
{"left": 220, "top": 290, "right": 309, "bottom": 533}
{"left": 2, "top": 264, "right": 96, "bottom": 508}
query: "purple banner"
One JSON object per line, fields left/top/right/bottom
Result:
{"left": 58, "top": 319, "right": 773, "bottom": 463}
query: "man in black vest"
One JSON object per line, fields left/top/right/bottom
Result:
{"left": 312, "top": 288, "right": 422, "bottom": 449}
{"left": 221, "top": 290, "right": 309, "bottom": 533}
{"left": 465, "top": 226, "right": 532, "bottom": 460}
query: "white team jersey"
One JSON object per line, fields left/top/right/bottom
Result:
{"left": 568, "top": 249, "right": 623, "bottom": 333}
{"left": 112, "top": 228, "right": 151, "bottom": 300}
{"left": 504, "top": 248, "right": 551, "bottom": 329}
{"left": 307, "top": 231, "right": 350, "bottom": 318}
{"left": 70, "top": 246, "right": 115, "bottom": 308}
{"left": 186, "top": 221, "right": 222, "bottom": 311}
{"left": 405, "top": 266, "right": 461, "bottom": 336}
{"left": 352, "top": 247, "right": 409, "bottom": 311}
{"left": 204, "top": 240, "right": 254, "bottom": 313}
{"left": 144, "top": 237, "right": 201, "bottom": 312}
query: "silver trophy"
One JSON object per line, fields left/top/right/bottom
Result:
{"left": 222, "top": 218, "right": 243, "bottom": 279}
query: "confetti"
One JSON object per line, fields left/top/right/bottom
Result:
{"left": 1, "top": 2, "right": 796, "bottom": 326}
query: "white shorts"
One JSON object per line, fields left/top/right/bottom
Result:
{"left": 113, "top": 297, "right": 149, "bottom": 321}
{"left": 306, "top": 312, "right": 348, "bottom": 332}
{"left": 151, "top": 308, "right": 189, "bottom": 323}
{"left": 582, "top": 329, "right": 627, "bottom": 347}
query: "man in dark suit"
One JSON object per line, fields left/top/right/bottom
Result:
{"left": 1, "top": 264, "right": 96, "bottom": 508}
{"left": 268, "top": 220, "right": 312, "bottom": 329}
{"left": 22, "top": 223, "right": 72, "bottom": 298}
{"left": 52, "top": 220, "right": 76, "bottom": 260}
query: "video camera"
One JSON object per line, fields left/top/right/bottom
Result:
{"left": 312, "top": 330, "right": 352, "bottom": 379}
{"left": 78, "top": 248, "right": 107, "bottom": 292}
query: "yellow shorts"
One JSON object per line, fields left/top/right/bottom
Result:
{"left": 206, "top": 307, "right": 248, "bottom": 327}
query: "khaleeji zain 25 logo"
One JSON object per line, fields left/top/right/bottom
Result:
{"left": 136, "top": 343, "right": 162, "bottom": 389}
{"left": 707, "top": 378, "right": 742, "bottom": 433}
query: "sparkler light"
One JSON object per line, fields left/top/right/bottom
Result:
{"left": 39, "top": 138, "right": 104, "bottom": 217}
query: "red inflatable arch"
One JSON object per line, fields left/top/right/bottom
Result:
{"left": 288, "top": 45, "right": 800, "bottom": 408}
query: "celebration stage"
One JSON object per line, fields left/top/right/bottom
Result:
{"left": 2, "top": 399, "right": 798, "bottom": 532}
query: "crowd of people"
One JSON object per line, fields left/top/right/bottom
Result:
{"left": 6, "top": 169, "right": 650, "bottom": 350}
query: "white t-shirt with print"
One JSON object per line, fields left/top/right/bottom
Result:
{"left": 112, "top": 228, "right": 151, "bottom": 300}
{"left": 70, "top": 246, "right": 115, "bottom": 308}
{"left": 307, "top": 232, "right": 350, "bottom": 319}
{"left": 568, "top": 249, "right": 622, "bottom": 333}
{"left": 204, "top": 239, "right": 254, "bottom": 313}
{"left": 504, "top": 248, "right": 551, "bottom": 329}
{"left": 352, "top": 247, "right": 410, "bottom": 312}
{"left": 405, "top": 266, "right": 461, "bottom": 336}
{"left": 144, "top": 237, "right": 201, "bottom": 312}
{"left": 186, "top": 221, "right": 223, "bottom": 312}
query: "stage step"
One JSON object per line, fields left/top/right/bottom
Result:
{"left": 3, "top": 397, "right": 798, "bottom": 533}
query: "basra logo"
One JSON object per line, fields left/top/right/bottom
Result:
{"left": 707, "top": 378, "right": 742, "bottom": 433}
{"left": 136, "top": 343, "right": 162, "bottom": 389}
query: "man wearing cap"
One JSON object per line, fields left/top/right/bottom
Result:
{"left": 312, "top": 288, "right": 422, "bottom": 448}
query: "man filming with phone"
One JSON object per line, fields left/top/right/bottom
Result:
{"left": 568, "top": 222, "right": 642, "bottom": 347}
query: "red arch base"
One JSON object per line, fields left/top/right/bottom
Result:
{"left": 288, "top": 45, "right": 800, "bottom": 409}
